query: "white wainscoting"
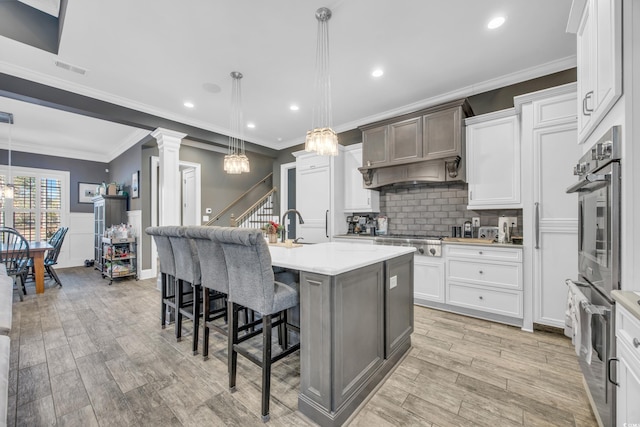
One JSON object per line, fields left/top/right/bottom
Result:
{"left": 127, "top": 209, "right": 154, "bottom": 280}
{"left": 58, "top": 212, "right": 94, "bottom": 268}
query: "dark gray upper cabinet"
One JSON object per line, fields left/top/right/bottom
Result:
{"left": 360, "top": 98, "right": 472, "bottom": 169}
{"left": 389, "top": 117, "right": 422, "bottom": 163}
{"left": 362, "top": 125, "right": 388, "bottom": 167}
{"left": 423, "top": 105, "right": 462, "bottom": 159}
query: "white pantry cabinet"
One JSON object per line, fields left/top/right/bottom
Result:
{"left": 515, "top": 83, "right": 581, "bottom": 330}
{"left": 343, "top": 144, "right": 380, "bottom": 213}
{"left": 567, "top": 0, "right": 622, "bottom": 143}
{"left": 465, "top": 109, "right": 521, "bottom": 209}
{"left": 616, "top": 304, "right": 640, "bottom": 426}
{"left": 295, "top": 149, "right": 346, "bottom": 243}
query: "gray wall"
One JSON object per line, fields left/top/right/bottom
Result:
{"left": 108, "top": 139, "right": 144, "bottom": 211}
{"left": 0, "top": 149, "right": 109, "bottom": 213}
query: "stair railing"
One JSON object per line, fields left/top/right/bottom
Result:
{"left": 206, "top": 173, "right": 272, "bottom": 226}
{"left": 231, "top": 188, "right": 277, "bottom": 228}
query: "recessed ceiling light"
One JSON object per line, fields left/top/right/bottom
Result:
{"left": 372, "top": 69, "right": 384, "bottom": 78}
{"left": 247, "top": 123, "right": 256, "bottom": 129}
{"left": 290, "top": 105, "right": 299, "bottom": 111}
{"left": 487, "top": 16, "right": 505, "bottom": 29}
{"left": 183, "top": 101, "right": 194, "bottom": 108}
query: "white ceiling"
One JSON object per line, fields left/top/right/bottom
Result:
{"left": 0, "top": 0, "right": 576, "bottom": 162}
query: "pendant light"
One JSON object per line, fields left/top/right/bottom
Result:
{"left": 224, "top": 71, "right": 250, "bottom": 174}
{"left": 0, "top": 111, "right": 14, "bottom": 199}
{"left": 305, "top": 7, "right": 339, "bottom": 156}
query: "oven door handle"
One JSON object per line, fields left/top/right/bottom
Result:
{"left": 607, "top": 358, "right": 619, "bottom": 386}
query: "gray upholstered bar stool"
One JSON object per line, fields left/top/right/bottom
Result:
{"left": 213, "top": 227, "right": 300, "bottom": 422}
{"left": 145, "top": 226, "right": 178, "bottom": 332}
{"left": 164, "top": 226, "right": 203, "bottom": 355}
{"left": 184, "top": 225, "right": 229, "bottom": 360}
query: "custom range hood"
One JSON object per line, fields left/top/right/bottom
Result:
{"left": 358, "top": 99, "right": 473, "bottom": 189}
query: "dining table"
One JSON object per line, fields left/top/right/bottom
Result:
{"left": 1, "top": 241, "right": 54, "bottom": 294}
{"left": 28, "top": 241, "right": 54, "bottom": 294}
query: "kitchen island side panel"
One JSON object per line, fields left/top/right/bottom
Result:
{"left": 299, "top": 271, "right": 332, "bottom": 410}
{"left": 385, "top": 253, "right": 414, "bottom": 358}
{"left": 332, "top": 262, "right": 384, "bottom": 410}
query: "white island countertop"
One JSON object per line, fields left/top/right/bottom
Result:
{"left": 269, "top": 242, "right": 415, "bottom": 276}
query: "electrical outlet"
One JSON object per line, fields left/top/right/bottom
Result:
{"left": 509, "top": 217, "right": 517, "bottom": 227}
{"left": 472, "top": 217, "right": 480, "bottom": 227}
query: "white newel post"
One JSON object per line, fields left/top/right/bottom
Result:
{"left": 151, "top": 128, "right": 186, "bottom": 290}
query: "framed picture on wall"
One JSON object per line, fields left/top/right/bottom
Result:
{"left": 78, "top": 182, "right": 99, "bottom": 203}
{"left": 131, "top": 171, "right": 139, "bottom": 199}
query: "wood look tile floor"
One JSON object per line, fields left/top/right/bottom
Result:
{"left": 6, "top": 267, "right": 597, "bottom": 426}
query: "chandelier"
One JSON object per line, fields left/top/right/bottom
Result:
{"left": 224, "top": 71, "right": 250, "bottom": 174}
{"left": 305, "top": 7, "right": 339, "bottom": 156}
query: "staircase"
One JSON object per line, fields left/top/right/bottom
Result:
{"left": 206, "top": 173, "right": 277, "bottom": 229}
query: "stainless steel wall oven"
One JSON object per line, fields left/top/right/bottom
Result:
{"left": 566, "top": 125, "right": 621, "bottom": 427}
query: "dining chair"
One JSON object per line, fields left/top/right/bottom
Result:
{"left": 21, "top": 227, "right": 69, "bottom": 287}
{"left": 213, "top": 227, "right": 300, "bottom": 422}
{"left": 0, "top": 227, "right": 30, "bottom": 301}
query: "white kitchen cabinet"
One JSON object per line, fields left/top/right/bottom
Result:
{"left": 445, "top": 244, "right": 523, "bottom": 321}
{"left": 465, "top": 109, "right": 521, "bottom": 209}
{"left": 567, "top": 0, "right": 622, "bottom": 144}
{"left": 414, "top": 256, "right": 445, "bottom": 304}
{"left": 515, "top": 84, "right": 581, "bottom": 330}
{"left": 343, "top": 144, "right": 380, "bottom": 213}
{"left": 616, "top": 304, "right": 640, "bottom": 426}
{"left": 294, "top": 149, "right": 345, "bottom": 243}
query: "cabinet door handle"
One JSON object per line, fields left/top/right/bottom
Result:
{"left": 325, "top": 210, "right": 329, "bottom": 238}
{"left": 479, "top": 270, "right": 483, "bottom": 274}
{"left": 584, "top": 91, "right": 594, "bottom": 115}
{"left": 634, "top": 338, "right": 640, "bottom": 348}
{"left": 479, "top": 296, "right": 484, "bottom": 300}
{"left": 535, "top": 202, "right": 540, "bottom": 249}
{"left": 607, "top": 358, "right": 619, "bottom": 386}
{"left": 478, "top": 251, "right": 483, "bottom": 255}
{"left": 470, "top": 190, "right": 473, "bottom": 201}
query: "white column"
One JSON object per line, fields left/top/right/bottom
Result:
{"left": 151, "top": 128, "right": 186, "bottom": 226}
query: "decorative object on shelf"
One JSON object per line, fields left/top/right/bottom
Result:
{"left": 263, "top": 221, "right": 283, "bottom": 243}
{"left": 78, "top": 182, "right": 99, "bottom": 203}
{"left": 304, "top": 7, "right": 339, "bottom": 156}
{"left": 1, "top": 111, "right": 15, "bottom": 199}
{"left": 224, "top": 71, "right": 250, "bottom": 174}
{"left": 131, "top": 170, "right": 139, "bottom": 198}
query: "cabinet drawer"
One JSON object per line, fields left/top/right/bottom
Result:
{"left": 447, "top": 282, "right": 522, "bottom": 318}
{"left": 445, "top": 245, "right": 522, "bottom": 262}
{"left": 448, "top": 259, "right": 522, "bottom": 290}
{"left": 617, "top": 305, "right": 640, "bottom": 361}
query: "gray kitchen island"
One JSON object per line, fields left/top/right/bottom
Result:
{"left": 269, "top": 242, "right": 415, "bottom": 427}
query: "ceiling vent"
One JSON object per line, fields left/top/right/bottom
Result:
{"left": 0, "top": 112, "right": 14, "bottom": 124}
{"left": 54, "top": 60, "right": 87, "bottom": 75}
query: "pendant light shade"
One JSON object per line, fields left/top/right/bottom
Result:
{"left": 224, "top": 71, "right": 250, "bottom": 174}
{"left": 305, "top": 7, "right": 339, "bottom": 156}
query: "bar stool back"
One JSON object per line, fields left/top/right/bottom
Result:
{"left": 164, "top": 226, "right": 203, "bottom": 355}
{"left": 184, "top": 226, "right": 229, "bottom": 360}
{"left": 144, "top": 226, "right": 176, "bottom": 330}
{"left": 212, "top": 227, "right": 300, "bottom": 422}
